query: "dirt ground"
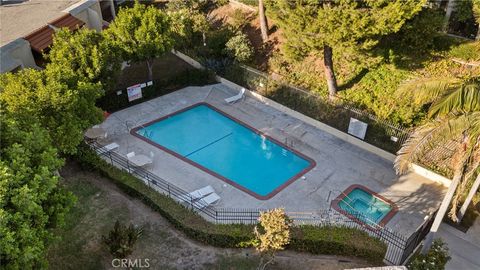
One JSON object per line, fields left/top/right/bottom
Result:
{"left": 208, "top": 2, "right": 283, "bottom": 71}
{"left": 47, "top": 161, "right": 372, "bottom": 270}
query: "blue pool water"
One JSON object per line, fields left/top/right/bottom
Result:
{"left": 135, "top": 104, "right": 313, "bottom": 198}
{"left": 338, "top": 188, "right": 392, "bottom": 226}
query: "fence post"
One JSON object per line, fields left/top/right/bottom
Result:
{"left": 109, "top": 152, "right": 113, "bottom": 164}
{"left": 168, "top": 184, "right": 171, "bottom": 198}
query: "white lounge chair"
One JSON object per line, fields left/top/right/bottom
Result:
{"left": 127, "top": 152, "right": 152, "bottom": 167}
{"left": 197, "top": 192, "right": 220, "bottom": 209}
{"left": 97, "top": 142, "right": 119, "bottom": 153}
{"left": 187, "top": 185, "right": 215, "bottom": 201}
{"left": 225, "top": 88, "right": 246, "bottom": 104}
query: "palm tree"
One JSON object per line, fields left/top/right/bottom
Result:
{"left": 395, "top": 77, "right": 479, "bottom": 253}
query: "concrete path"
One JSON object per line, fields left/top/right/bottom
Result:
{"left": 438, "top": 222, "right": 480, "bottom": 270}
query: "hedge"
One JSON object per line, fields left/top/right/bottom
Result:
{"left": 74, "top": 143, "right": 387, "bottom": 264}
{"left": 97, "top": 68, "right": 217, "bottom": 112}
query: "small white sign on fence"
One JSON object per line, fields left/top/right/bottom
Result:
{"left": 127, "top": 84, "right": 142, "bottom": 102}
{"left": 348, "top": 118, "right": 368, "bottom": 140}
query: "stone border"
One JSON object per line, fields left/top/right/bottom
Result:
{"left": 330, "top": 184, "right": 399, "bottom": 230}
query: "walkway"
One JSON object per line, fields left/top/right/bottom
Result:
{"left": 438, "top": 221, "right": 480, "bottom": 270}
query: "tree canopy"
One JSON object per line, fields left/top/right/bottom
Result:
{"left": 0, "top": 113, "right": 75, "bottom": 269}
{"left": 48, "top": 28, "right": 122, "bottom": 92}
{"left": 266, "top": 0, "right": 425, "bottom": 98}
{"left": 105, "top": 2, "right": 175, "bottom": 80}
{"left": 0, "top": 68, "right": 104, "bottom": 154}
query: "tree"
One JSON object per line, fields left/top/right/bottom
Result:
{"left": 266, "top": 0, "right": 424, "bottom": 100}
{"left": 0, "top": 68, "right": 104, "bottom": 154}
{"left": 48, "top": 28, "right": 122, "bottom": 92}
{"left": 225, "top": 33, "right": 254, "bottom": 63}
{"left": 105, "top": 2, "right": 175, "bottom": 81}
{"left": 258, "top": 0, "right": 268, "bottom": 42}
{"left": 0, "top": 114, "right": 75, "bottom": 269}
{"left": 253, "top": 208, "right": 291, "bottom": 270}
{"left": 444, "top": 0, "right": 456, "bottom": 32}
{"left": 395, "top": 78, "right": 480, "bottom": 253}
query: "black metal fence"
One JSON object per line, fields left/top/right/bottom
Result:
{"left": 219, "top": 64, "right": 411, "bottom": 154}
{"left": 87, "top": 140, "right": 435, "bottom": 265}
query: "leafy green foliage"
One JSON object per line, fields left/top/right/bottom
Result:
{"left": 0, "top": 115, "right": 75, "bottom": 269}
{"left": 102, "top": 220, "right": 142, "bottom": 258}
{"left": 0, "top": 68, "right": 103, "bottom": 154}
{"left": 390, "top": 8, "right": 444, "bottom": 54}
{"left": 97, "top": 68, "right": 216, "bottom": 112}
{"left": 341, "top": 64, "right": 424, "bottom": 126}
{"left": 48, "top": 28, "right": 122, "bottom": 92}
{"left": 266, "top": 0, "right": 424, "bottom": 60}
{"left": 225, "top": 33, "right": 254, "bottom": 63}
{"left": 254, "top": 209, "right": 291, "bottom": 269}
{"left": 230, "top": 9, "right": 250, "bottom": 30}
{"left": 408, "top": 239, "right": 451, "bottom": 270}
{"left": 450, "top": 41, "right": 480, "bottom": 62}
{"left": 169, "top": 8, "right": 210, "bottom": 49}
{"left": 105, "top": 2, "right": 174, "bottom": 79}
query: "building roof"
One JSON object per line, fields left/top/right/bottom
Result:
{"left": 0, "top": 0, "right": 80, "bottom": 46}
{"left": 24, "top": 14, "right": 85, "bottom": 52}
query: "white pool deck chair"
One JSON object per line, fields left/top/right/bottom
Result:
{"left": 188, "top": 185, "right": 215, "bottom": 200}
{"left": 197, "top": 192, "right": 221, "bottom": 209}
{"left": 97, "top": 142, "right": 119, "bottom": 153}
{"left": 225, "top": 88, "right": 246, "bottom": 104}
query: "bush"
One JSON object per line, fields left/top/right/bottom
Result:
{"left": 394, "top": 8, "right": 444, "bottom": 54}
{"left": 230, "top": 9, "right": 250, "bottom": 30}
{"left": 408, "top": 239, "right": 451, "bottom": 270}
{"left": 74, "top": 143, "right": 387, "bottom": 264}
{"left": 450, "top": 42, "right": 480, "bottom": 62}
{"left": 103, "top": 220, "right": 143, "bottom": 258}
{"left": 225, "top": 33, "right": 254, "bottom": 63}
{"left": 97, "top": 68, "right": 216, "bottom": 112}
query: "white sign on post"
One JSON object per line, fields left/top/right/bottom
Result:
{"left": 348, "top": 118, "right": 368, "bottom": 140}
{"left": 127, "top": 84, "right": 142, "bottom": 102}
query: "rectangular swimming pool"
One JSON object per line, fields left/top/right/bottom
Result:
{"left": 332, "top": 185, "right": 397, "bottom": 227}
{"left": 131, "top": 103, "right": 315, "bottom": 199}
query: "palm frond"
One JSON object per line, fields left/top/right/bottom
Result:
{"left": 429, "top": 83, "right": 480, "bottom": 118}
{"left": 397, "top": 77, "right": 461, "bottom": 105}
{"left": 394, "top": 116, "right": 472, "bottom": 174}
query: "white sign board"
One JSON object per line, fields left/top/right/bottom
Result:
{"left": 348, "top": 118, "right": 368, "bottom": 140}
{"left": 127, "top": 84, "right": 142, "bottom": 102}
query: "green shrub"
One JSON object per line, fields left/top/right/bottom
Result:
{"left": 225, "top": 33, "right": 254, "bottom": 63}
{"left": 408, "top": 239, "right": 451, "bottom": 270}
{"left": 450, "top": 42, "right": 480, "bottom": 62}
{"left": 230, "top": 9, "right": 250, "bottom": 30}
{"left": 102, "top": 220, "right": 143, "bottom": 258}
{"left": 97, "top": 68, "right": 216, "bottom": 112}
{"left": 74, "top": 143, "right": 387, "bottom": 264}
{"left": 393, "top": 8, "right": 444, "bottom": 54}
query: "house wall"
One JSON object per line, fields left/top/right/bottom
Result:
{"left": 0, "top": 38, "right": 39, "bottom": 73}
{"left": 64, "top": 0, "right": 106, "bottom": 31}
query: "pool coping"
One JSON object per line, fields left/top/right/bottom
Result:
{"left": 330, "top": 184, "right": 398, "bottom": 229}
{"left": 130, "top": 102, "right": 317, "bottom": 200}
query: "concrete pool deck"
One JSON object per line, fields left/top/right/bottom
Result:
{"left": 100, "top": 84, "right": 446, "bottom": 236}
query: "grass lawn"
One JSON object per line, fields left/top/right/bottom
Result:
{"left": 47, "top": 161, "right": 372, "bottom": 270}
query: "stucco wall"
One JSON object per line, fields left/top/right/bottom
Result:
{"left": 0, "top": 38, "right": 38, "bottom": 73}
{"left": 65, "top": 0, "right": 104, "bottom": 31}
